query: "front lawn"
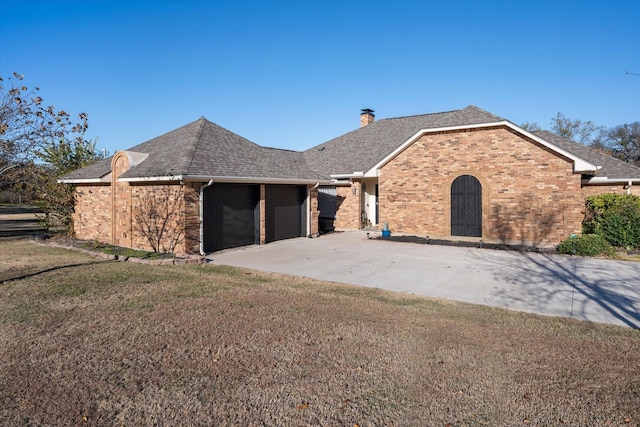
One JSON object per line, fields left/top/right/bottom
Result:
{"left": 1, "top": 239, "right": 638, "bottom": 426}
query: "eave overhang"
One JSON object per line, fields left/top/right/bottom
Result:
{"left": 58, "top": 172, "right": 112, "bottom": 184}
{"left": 119, "top": 174, "right": 332, "bottom": 185}
{"left": 583, "top": 177, "right": 640, "bottom": 185}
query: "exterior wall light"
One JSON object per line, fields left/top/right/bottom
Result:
{"left": 352, "top": 186, "right": 357, "bottom": 195}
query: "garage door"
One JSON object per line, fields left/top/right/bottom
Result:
{"left": 202, "top": 183, "right": 260, "bottom": 252}
{"left": 265, "top": 185, "right": 306, "bottom": 243}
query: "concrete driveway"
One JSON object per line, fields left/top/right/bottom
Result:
{"left": 209, "top": 231, "right": 640, "bottom": 329}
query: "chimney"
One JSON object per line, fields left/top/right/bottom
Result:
{"left": 360, "top": 108, "right": 375, "bottom": 127}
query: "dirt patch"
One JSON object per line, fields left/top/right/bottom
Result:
{"left": 1, "top": 240, "right": 638, "bottom": 426}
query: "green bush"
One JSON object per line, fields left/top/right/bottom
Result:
{"left": 557, "top": 234, "right": 615, "bottom": 257}
{"left": 583, "top": 194, "right": 640, "bottom": 249}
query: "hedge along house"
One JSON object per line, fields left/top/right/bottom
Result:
{"left": 62, "top": 106, "right": 640, "bottom": 254}
{"left": 61, "top": 117, "right": 329, "bottom": 255}
{"left": 303, "top": 106, "right": 640, "bottom": 246}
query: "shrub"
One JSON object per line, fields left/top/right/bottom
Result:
{"left": 583, "top": 194, "right": 640, "bottom": 249}
{"left": 557, "top": 234, "right": 615, "bottom": 257}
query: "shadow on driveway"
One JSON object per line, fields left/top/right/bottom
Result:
{"left": 210, "top": 232, "right": 640, "bottom": 328}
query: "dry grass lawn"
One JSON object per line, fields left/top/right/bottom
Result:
{"left": 1, "top": 238, "right": 639, "bottom": 426}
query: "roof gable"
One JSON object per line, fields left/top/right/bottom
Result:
{"left": 303, "top": 106, "right": 503, "bottom": 177}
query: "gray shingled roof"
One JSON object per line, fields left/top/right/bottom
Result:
{"left": 61, "top": 156, "right": 113, "bottom": 181}
{"left": 62, "top": 117, "right": 327, "bottom": 182}
{"left": 61, "top": 106, "right": 640, "bottom": 184}
{"left": 302, "top": 105, "right": 506, "bottom": 176}
{"left": 533, "top": 130, "right": 640, "bottom": 180}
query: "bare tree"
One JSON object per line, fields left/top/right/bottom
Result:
{"left": 1, "top": 72, "right": 88, "bottom": 177}
{"left": 607, "top": 122, "right": 640, "bottom": 166}
{"left": 520, "top": 122, "right": 542, "bottom": 132}
{"left": 133, "top": 185, "right": 185, "bottom": 254}
{"left": 550, "top": 112, "right": 607, "bottom": 147}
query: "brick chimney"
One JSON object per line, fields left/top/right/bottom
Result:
{"left": 360, "top": 108, "right": 375, "bottom": 127}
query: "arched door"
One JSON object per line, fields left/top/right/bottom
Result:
{"left": 451, "top": 175, "right": 482, "bottom": 237}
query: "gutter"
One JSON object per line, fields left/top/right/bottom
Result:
{"left": 583, "top": 177, "right": 640, "bottom": 184}
{"left": 120, "top": 174, "right": 331, "bottom": 185}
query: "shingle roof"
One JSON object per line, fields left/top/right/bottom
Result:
{"left": 61, "top": 157, "right": 113, "bottom": 181}
{"left": 61, "top": 106, "right": 640, "bottom": 184}
{"left": 533, "top": 130, "right": 640, "bottom": 180}
{"left": 62, "top": 117, "right": 327, "bottom": 182}
{"left": 303, "top": 105, "right": 505, "bottom": 176}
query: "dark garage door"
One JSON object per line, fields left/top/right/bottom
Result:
{"left": 451, "top": 175, "right": 482, "bottom": 237}
{"left": 265, "top": 185, "right": 306, "bottom": 243}
{"left": 203, "top": 183, "right": 259, "bottom": 252}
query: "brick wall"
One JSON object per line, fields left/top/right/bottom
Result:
{"left": 335, "top": 183, "right": 362, "bottom": 230}
{"left": 183, "top": 182, "right": 201, "bottom": 254}
{"left": 129, "top": 183, "right": 189, "bottom": 254}
{"left": 72, "top": 184, "right": 112, "bottom": 242}
{"left": 308, "top": 185, "right": 319, "bottom": 236}
{"left": 582, "top": 183, "right": 640, "bottom": 197}
{"left": 379, "top": 126, "right": 586, "bottom": 245}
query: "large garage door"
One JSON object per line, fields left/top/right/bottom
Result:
{"left": 451, "top": 175, "right": 482, "bottom": 237}
{"left": 265, "top": 185, "right": 306, "bottom": 243}
{"left": 203, "top": 184, "right": 259, "bottom": 252}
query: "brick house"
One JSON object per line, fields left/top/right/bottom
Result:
{"left": 62, "top": 106, "right": 640, "bottom": 253}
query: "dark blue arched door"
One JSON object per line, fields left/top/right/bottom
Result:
{"left": 451, "top": 175, "right": 482, "bottom": 237}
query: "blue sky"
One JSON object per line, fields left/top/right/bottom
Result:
{"left": 1, "top": 0, "right": 638, "bottom": 155}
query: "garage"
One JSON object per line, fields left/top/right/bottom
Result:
{"left": 202, "top": 183, "right": 260, "bottom": 252}
{"left": 265, "top": 185, "right": 307, "bottom": 243}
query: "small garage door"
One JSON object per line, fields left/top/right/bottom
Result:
{"left": 265, "top": 185, "right": 306, "bottom": 243}
{"left": 203, "top": 183, "right": 259, "bottom": 253}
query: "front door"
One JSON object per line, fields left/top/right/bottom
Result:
{"left": 451, "top": 175, "right": 482, "bottom": 237}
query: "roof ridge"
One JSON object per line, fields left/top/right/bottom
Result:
{"left": 378, "top": 109, "right": 460, "bottom": 122}
{"left": 185, "top": 117, "right": 208, "bottom": 173}
{"left": 430, "top": 108, "right": 465, "bottom": 127}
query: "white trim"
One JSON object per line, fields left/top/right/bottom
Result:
{"left": 58, "top": 177, "right": 108, "bottom": 184}
{"left": 330, "top": 172, "right": 364, "bottom": 179}
{"left": 365, "top": 121, "right": 599, "bottom": 177}
{"left": 119, "top": 175, "right": 184, "bottom": 182}
{"left": 119, "top": 175, "right": 331, "bottom": 185}
{"left": 583, "top": 177, "right": 640, "bottom": 184}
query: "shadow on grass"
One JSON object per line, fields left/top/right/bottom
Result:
{"left": 1, "top": 260, "right": 115, "bottom": 284}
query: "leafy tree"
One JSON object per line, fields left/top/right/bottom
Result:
{"left": 31, "top": 138, "right": 102, "bottom": 233}
{"left": 0, "top": 72, "right": 88, "bottom": 177}
{"left": 606, "top": 122, "right": 640, "bottom": 166}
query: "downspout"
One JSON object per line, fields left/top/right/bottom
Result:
{"left": 307, "top": 182, "right": 320, "bottom": 237}
{"left": 627, "top": 180, "right": 633, "bottom": 195}
{"left": 199, "top": 179, "right": 214, "bottom": 255}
